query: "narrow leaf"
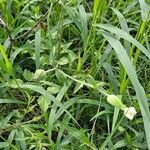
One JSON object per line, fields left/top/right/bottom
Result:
{"left": 96, "top": 24, "right": 150, "bottom": 59}
{"left": 35, "top": 28, "right": 41, "bottom": 69}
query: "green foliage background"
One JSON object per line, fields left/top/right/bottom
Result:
{"left": 0, "top": 0, "right": 150, "bottom": 149}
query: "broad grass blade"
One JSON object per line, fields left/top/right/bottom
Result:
{"left": 96, "top": 24, "right": 150, "bottom": 59}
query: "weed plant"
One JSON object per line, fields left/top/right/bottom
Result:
{"left": 0, "top": 0, "right": 150, "bottom": 149}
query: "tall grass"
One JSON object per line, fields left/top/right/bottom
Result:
{"left": 0, "top": 0, "right": 150, "bottom": 149}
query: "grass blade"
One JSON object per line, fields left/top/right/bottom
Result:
{"left": 139, "top": 0, "right": 150, "bottom": 21}
{"left": 0, "top": 99, "right": 26, "bottom": 104}
{"left": 47, "top": 83, "right": 71, "bottom": 141}
{"left": 35, "top": 28, "right": 41, "bottom": 69}
{"left": 79, "top": 5, "right": 88, "bottom": 43}
{"left": 0, "top": 44, "right": 13, "bottom": 75}
{"left": 112, "top": 8, "right": 130, "bottom": 52}
{"left": 96, "top": 24, "right": 150, "bottom": 59}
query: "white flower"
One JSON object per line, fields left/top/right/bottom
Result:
{"left": 123, "top": 107, "right": 137, "bottom": 120}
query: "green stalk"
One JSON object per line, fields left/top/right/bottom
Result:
{"left": 120, "top": 20, "right": 147, "bottom": 95}
{"left": 81, "top": 0, "right": 106, "bottom": 73}
{"left": 57, "top": 9, "right": 64, "bottom": 58}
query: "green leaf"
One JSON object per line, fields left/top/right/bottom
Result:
{"left": 35, "top": 28, "right": 41, "bottom": 69}
{"left": 58, "top": 57, "right": 69, "bottom": 65}
{"left": 112, "top": 8, "right": 129, "bottom": 33}
{"left": 0, "top": 59, "right": 8, "bottom": 73}
{"left": 0, "top": 44, "right": 13, "bottom": 75}
{"left": 90, "top": 110, "right": 112, "bottom": 121}
{"left": 73, "top": 82, "right": 84, "bottom": 94}
{"left": 65, "top": 126, "right": 94, "bottom": 147}
{"left": 0, "top": 142, "right": 9, "bottom": 148}
{"left": 4, "top": 129, "right": 16, "bottom": 150}
{"left": 0, "top": 110, "right": 20, "bottom": 130}
{"left": 54, "top": 99, "right": 75, "bottom": 122}
{"left": 113, "top": 140, "right": 126, "bottom": 149}
{"left": 23, "top": 69, "right": 34, "bottom": 81}
{"left": 139, "top": 0, "right": 150, "bottom": 21}
{"left": 33, "top": 69, "right": 46, "bottom": 80}
{"left": 10, "top": 45, "right": 30, "bottom": 64}
{"left": 47, "top": 86, "right": 60, "bottom": 94}
{"left": 48, "top": 83, "right": 71, "bottom": 141}
{"left": 112, "top": 8, "right": 130, "bottom": 52}
{"left": 78, "top": 5, "right": 88, "bottom": 42}
{"left": 103, "top": 62, "right": 118, "bottom": 93}
{"left": 124, "top": 0, "right": 138, "bottom": 14}
{"left": 38, "top": 95, "right": 50, "bottom": 113}
{"left": 95, "top": 24, "right": 150, "bottom": 59}
{"left": 93, "top": 0, "right": 100, "bottom": 17}
{"left": 0, "top": 99, "right": 26, "bottom": 104}
{"left": 15, "top": 129, "right": 27, "bottom": 150}
{"left": 5, "top": 79, "right": 24, "bottom": 88}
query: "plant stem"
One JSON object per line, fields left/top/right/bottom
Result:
{"left": 120, "top": 20, "right": 147, "bottom": 95}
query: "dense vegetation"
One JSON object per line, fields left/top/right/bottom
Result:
{"left": 0, "top": 0, "right": 150, "bottom": 149}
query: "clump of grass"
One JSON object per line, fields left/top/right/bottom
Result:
{"left": 0, "top": 0, "right": 150, "bottom": 149}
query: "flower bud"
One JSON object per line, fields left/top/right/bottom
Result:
{"left": 107, "top": 94, "right": 126, "bottom": 109}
